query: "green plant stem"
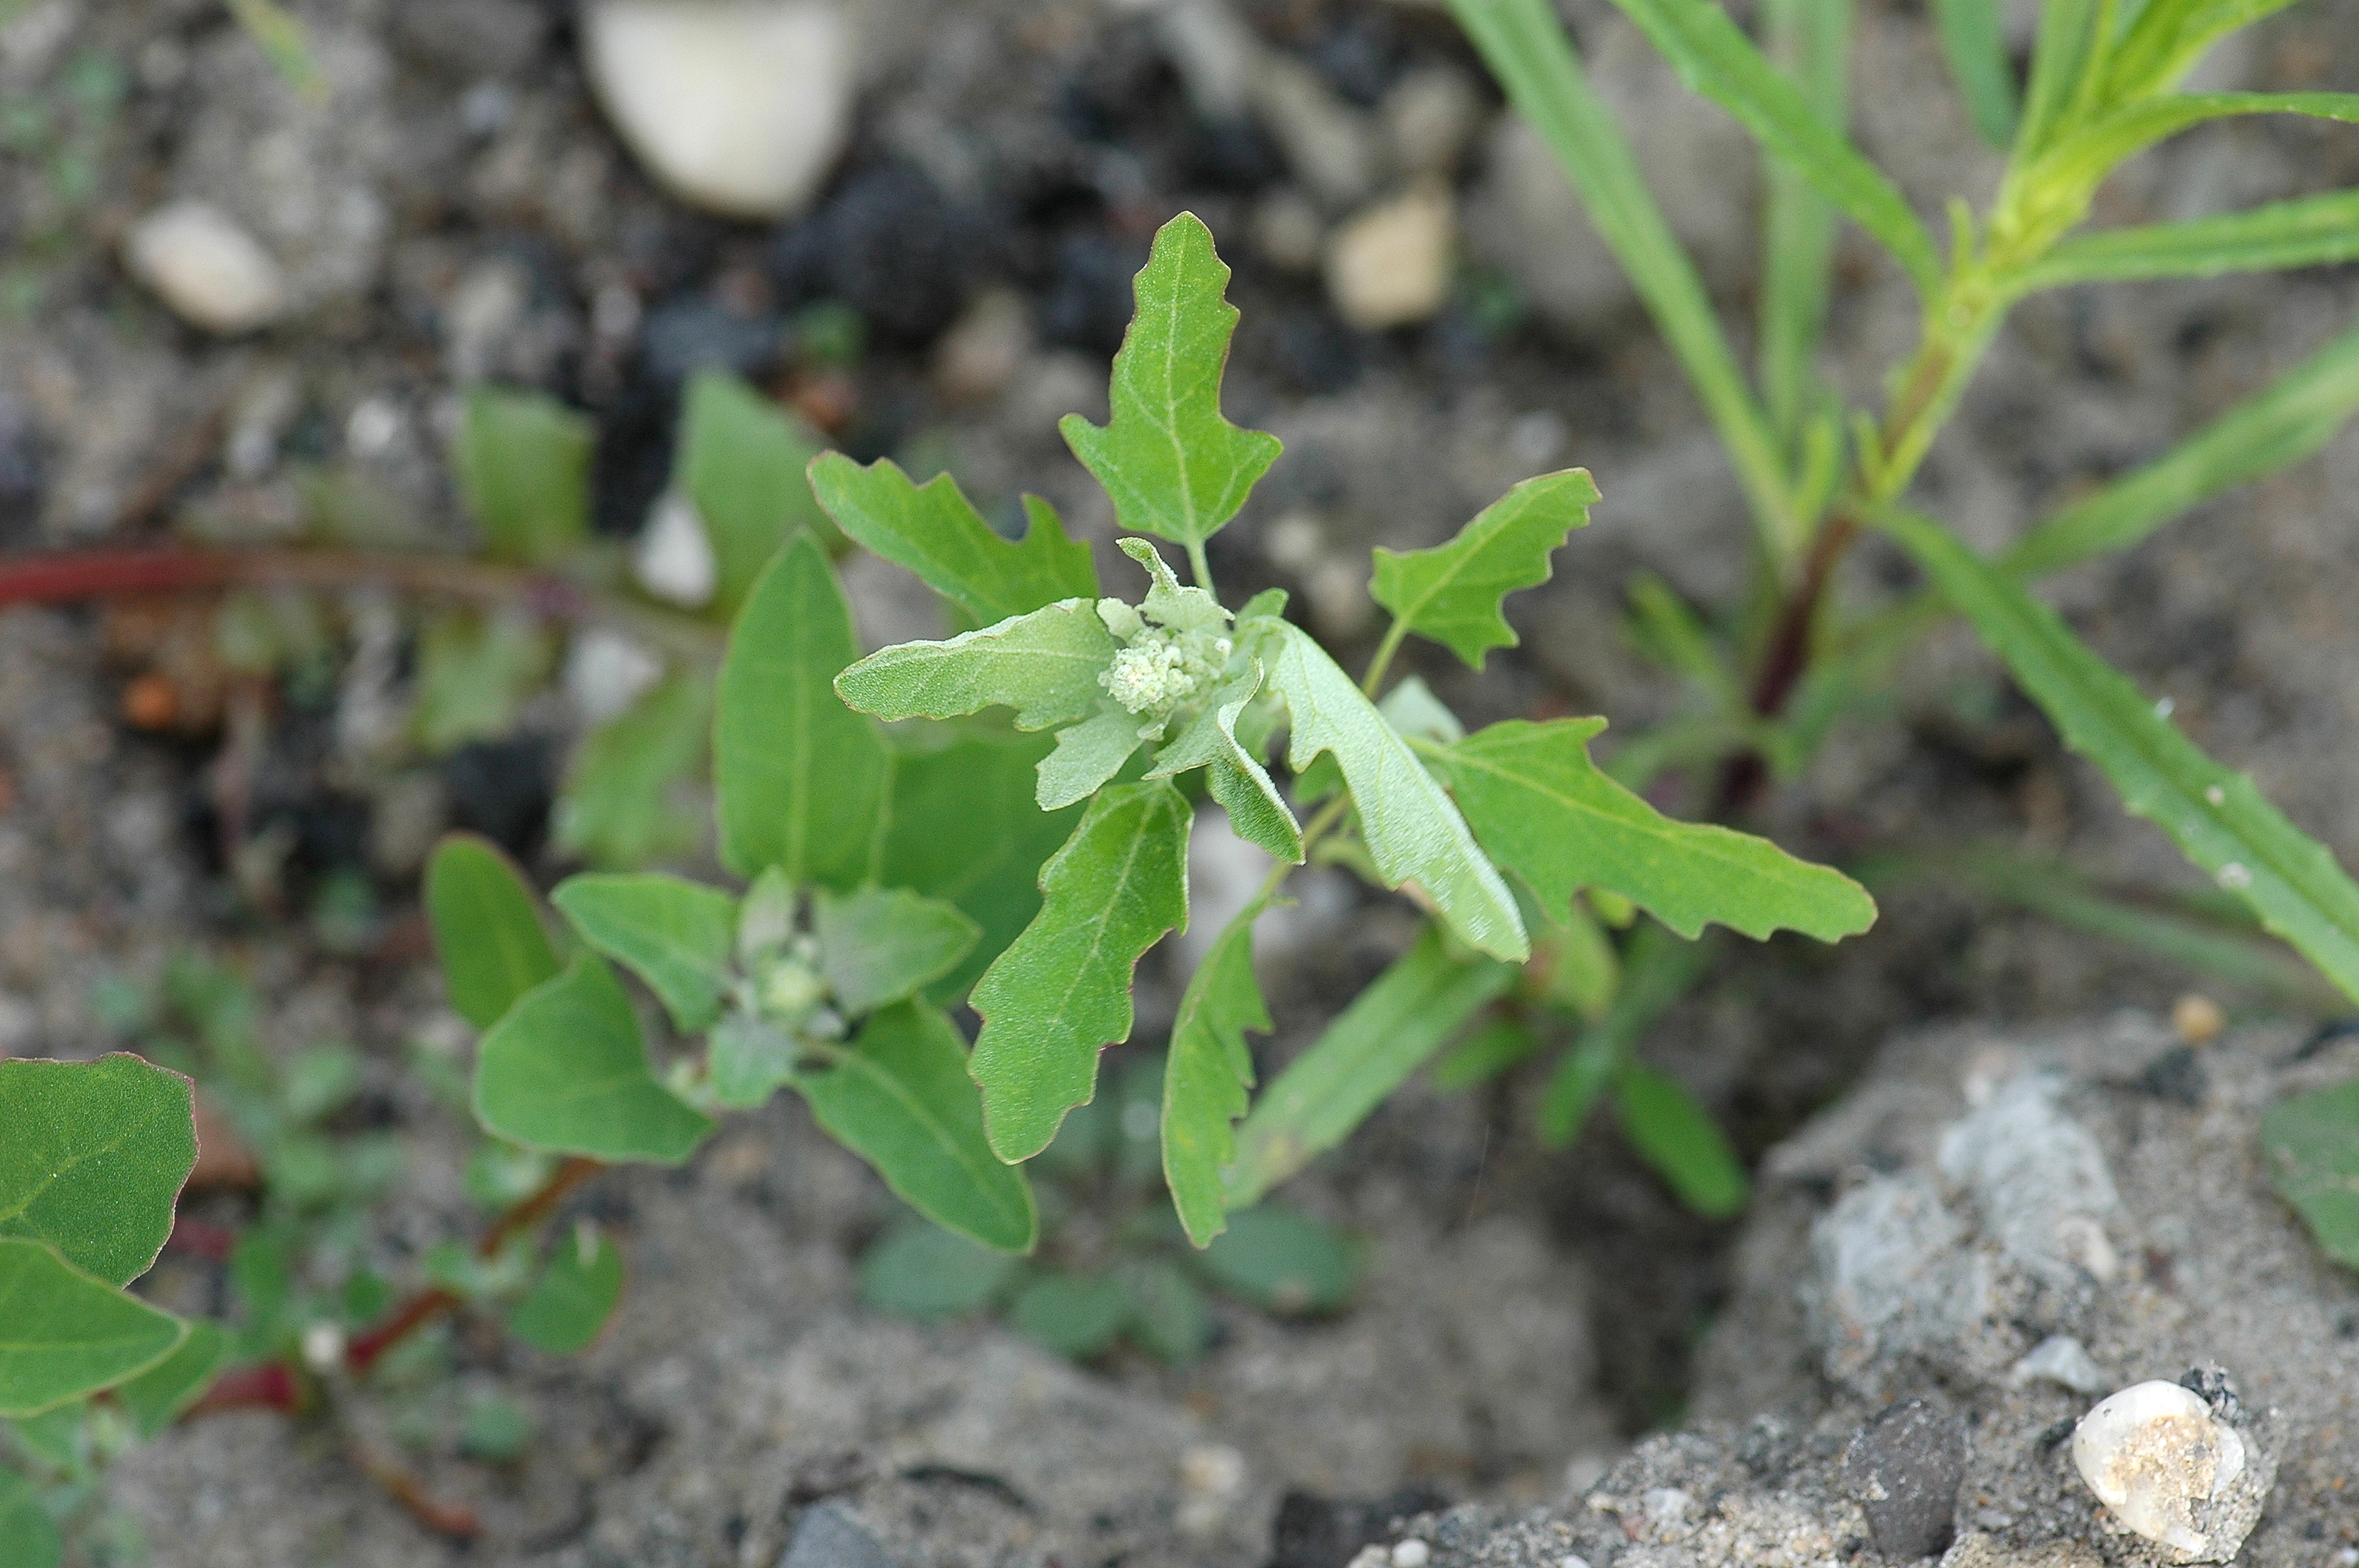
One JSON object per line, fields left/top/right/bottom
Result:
{"left": 1361, "top": 619, "right": 1410, "bottom": 699}
{"left": 1187, "top": 539, "right": 1216, "bottom": 597}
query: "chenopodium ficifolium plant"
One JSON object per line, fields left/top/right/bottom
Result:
{"left": 829, "top": 211, "right": 1877, "bottom": 1245}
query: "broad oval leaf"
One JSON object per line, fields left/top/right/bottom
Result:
{"left": 1601, "top": 0, "right": 1940, "bottom": 292}
{"left": 678, "top": 370, "right": 829, "bottom": 617}
{"left": 717, "top": 534, "right": 892, "bottom": 888}
{"left": 1059, "top": 212, "right": 1283, "bottom": 550}
{"left": 1193, "top": 1204, "right": 1361, "bottom": 1314}
{"left": 1264, "top": 622, "right": 1528, "bottom": 960}
{"left": 1429, "top": 719, "right": 1875, "bottom": 942}
{"left": 0, "top": 1239, "right": 187, "bottom": 1417}
{"left": 552, "top": 671, "right": 711, "bottom": 869}
{"left": 455, "top": 386, "right": 592, "bottom": 568}
{"left": 1369, "top": 469, "right": 1600, "bottom": 670}
{"left": 809, "top": 453, "right": 1098, "bottom": 626}
{"left": 969, "top": 781, "right": 1193, "bottom": 1161}
{"left": 856, "top": 1219, "right": 1022, "bottom": 1317}
{"left": 473, "top": 954, "right": 714, "bottom": 1164}
{"left": 834, "top": 599, "right": 1116, "bottom": 732}
{"left": 0, "top": 1054, "right": 195, "bottom": 1287}
{"left": 1227, "top": 927, "right": 1514, "bottom": 1206}
{"left": 425, "top": 833, "right": 561, "bottom": 1031}
{"left": 115, "top": 1316, "right": 231, "bottom": 1436}
{"left": 509, "top": 1225, "right": 625, "bottom": 1354}
{"left": 812, "top": 887, "right": 982, "bottom": 1018}
{"left": 552, "top": 873, "right": 740, "bottom": 1034}
{"left": 2263, "top": 1077, "right": 2359, "bottom": 1271}
{"left": 1885, "top": 509, "right": 2359, "bottom": 1008}
{"left": 1163, "top": 896, "right": 1273, "bottom": 1247}
{"left": 1009, "top": 1270, "right": 1130, "bottom": 1359}
{"left": 798, "top": 1000, "right": 1038, "bottom": 1253}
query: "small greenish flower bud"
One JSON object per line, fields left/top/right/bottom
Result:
{"left": 1100, "top": 624, "right": 1235, "bottom": 720}
{"left": 759, "top": 957, "right": 827, "bottom": 1019}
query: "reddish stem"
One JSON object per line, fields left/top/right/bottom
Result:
{"left": 185, "top": 1362, "right": 304, "bottom": 1417}
{"left": 343, "top": 1156, "right": 604, "bottom": 1375}
{"left": 1716, "top": 514, "right": 1863, "bottom": 814}
{"left": 352, "top": 1444, "right": 482, "bottom": 1539}
{"left": 165, "top": 1214, "right": 239, "bottom": 1261}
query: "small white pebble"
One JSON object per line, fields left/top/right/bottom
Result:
{"left": 1346, "top": 1549, "right": 1389, "bottom": 1568}
{"left": 300, "top": 1320, "right": 347, "bottom": 1374}
{"left": 633, "top": 488, "right": 718, "bottom": 608}
{"left": 123, "top": 199, "right": 289, "bottom": 334}
{"left": 1390, "top": 1541, "right": 1430, "bottom": 1568}
{"left": 2154, "top": 695, "right": 2176, "bottom": 718}
{"left": 1559, "top": 1557, "right": 1592, "bottom": 1568}
{"left": 2074, "top": 1381, "right": 2246, "bottom": 1556}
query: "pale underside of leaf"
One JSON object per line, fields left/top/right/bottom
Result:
{"left": 834, "top": 599, "right": 1115, "bottom": 732}
{"left": 812, "top": 885, "right": 982, "bottom": 1016}
{"left": 1150, "top": 661, "right": 1302, "bottom": 862}
{"left": 1038, "top": 709, "right": 1151, "bottom": 811}
{"left": 1162, "top": 896, "right": 1274, "bottom": 1247}
{"left": 1265, "top": 623, "right": 1527, "bottom": 960}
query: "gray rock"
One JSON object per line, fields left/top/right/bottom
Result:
{"left": 1842, "top": 1399, "right": 1965, "bottom": 1561}
{"left": 780, "top": 1503, "right": 900, "bottom": 1568}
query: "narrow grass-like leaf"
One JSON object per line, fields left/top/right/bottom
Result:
{"left": 1431, "top": 1016, "right": 1544, "bottom": 1091}
{"left": 717, "top": 534, "right": 892, "bottom": 888}
{"left": 552, "top": 672, "right": 711, "bottom": 869}
{"left": 508, "top": 1225, "right": 624, "bottom": 1354}
{"left": 473, "top": 955, "right": 713, "bottom": 1163}
{"left": 2034, "top": 93, "right": 2359, "bottom": 189}
{"left": 969, "top": 781, "right": 1192, "bottom": 1161}
{"left": 2262, "top": 1079, "right": 2359, "bottom": 1271}
{"left": 1884, "top": 509, "right": 2359, "bottom": 1006}
{"left": 1757, "top": 0, "right": 1853, "bottom": 441}
{"left": 552, "top": 873, "right": 740, "bottom": 1033}
{"left": 810, "top": 454, "right": 1097, "bottom": 626}
{"left": 1448, "top": 0, "right": 1797, "bottom": 559}
{"left": 0, "top": 1055, "right": 195, "bottom": 1287}
{"left": 1428, "top": 719, "right": 1874, "bottom": 941}
{"left": 1369, "top": 469, "right": 1600, "bottom": 670}
{"left": 1227, "top": 927, "right": 1514, "bottom": 1205}
{"left": 115, "top": 1317, "right": 230, "bottom": 1436}
{"left": 678, "top": 371, "right": 828, "bottom": 617}
{"left": 813, "top": 887, "right": 981, "bottom": 1016}
{"left": 2005, "top": 322, "right": 2359, "bottom": 577}
{"left": 800, "top": 1001, "right": 1038, "bottom": 1252}
{"left": 454, "top": 387, "right": 593, "bottom": 567}
{"left": 1150, "top": 662, "right": 1302, "bottom": 862}
{"left": 2018, "top": 189, "right": 2359, "bottom": 289}
{"left": 0, "top": 1240, "right": 185, "bottom": 1417}
{"left": 1601, "top": 0, "right": 1940, "bottom": 291}
{"left": 1059, "top": 213, "right": 1282, "bottom": 551}
{"left": 1931, "top": 0, "right": 2018, "bottom": 146}
{"left": 424, "top": 834, "right": 560, "bottom": 1031}
{"left": 2015, "top": 0, "right": 2105, "bottom": 159}
{"left": 1164, "top": 896, "right": 1273, "bottom": 1247}
{"left": 881, "top": 732, "right": 1083, "bottom": 999}
{"left": 834, "top": 600, "right": 1115, "bottom": 731}
{"left": 1616, "top": 1064, "right": 1749, "bottom": 1217}
{"left": 1267, "top": 622, "right": 1528, "bottom": 960}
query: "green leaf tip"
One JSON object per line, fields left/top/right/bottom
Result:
{"left": 425, "top": 833, "right": 560, "bottom": 1031}
{"left": 1164, "top": 900, "right": 1274, "bottom": 1247}
{"left": 810, "top": 452, "right": 1097, "bottom": 626}
{"left": 970, "top": 780, "right": 1194, "bottom": 1161}
{"left": 0, "top": 1238, "right": 187, "bottom": 1418}
{"left": 1060, "top": 212, "right": 1282, "bottom": 550}
{"left": 1371, "top": 468, "right": 1601, "bottom": 670}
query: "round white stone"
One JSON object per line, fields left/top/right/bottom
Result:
{"left": 123, "top": 199, "right": 290, "bottom": 334}
{"left": 1324, "top": 182, "right": 1455, "bottom": 332}
{"left": 2072, "top": 1380, "right": 2245, "bottom": 1555}
{"left": 633, "top": 488, "right": 719, "bottom": 608}
{"left": 583, "top": 0, "right": 852, "bottom": 220}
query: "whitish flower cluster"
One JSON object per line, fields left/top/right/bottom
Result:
{"left": 1097, "top": 612, "right": 1234, "bottom": 722}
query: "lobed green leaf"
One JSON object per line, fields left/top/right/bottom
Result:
{"left": 508, "top": 1225, "right": 625, "bottom": 1354}
{"left": 810, "top": 453, "right": 1098, "bottom": 626}
{"left": 552, "top": 873, "right": 740, "bottom": 1034}
{"left": 1428, "top": 719, "right": 1875, "bottom": 942}
{"left": 473, "top": 954, "right": 714, "bottom": 1163}
{"left": 798, "top": 1001, "right": 1038, "bottom": 1252}
{"left": 1227, "top": 927, "right": 1514, "bottom": 1206}
{"left": 812, "top": 886, "right": 981, "bottom": 1016}
{"left": 1059, "top": 213, "right": 1282, "bottom": 550}
{"left": 969, "top": 781, "right": 1193, "bottom": 1161}
{"left": 1162, "top": 897, "right": 1274, "bottom": 1247}
{"left": 426, "top": 833, "right": 561, "bottom": 1031}
{"left": 1601, "top": 0, "right": 1941, "bottom": 292}
{"left": 1150, "top": 662, "right": 1302, "bottom": 862}
{"left": 0, "top": 1054, "right": 195, "bottom": 1287}
{"left": 454, "top": 387, "right": 593, "bottom": 568}
{"left": 1369, "top": 469, "right": 1601, "bottom": 671}
{"left": 677, "top": 371, "right": 830, "bottom": 617}
{"left": 834, "top": 600, "right": 1116, "bottom": 732}
{"left": 0, "top": 1239, "right": 186, "bottom": 1418}
{"left": 1884, "top": 509, "right": 2359, "bottom": 1008}
{"left": 716, "top": 534, "right": 892, "bottom": 888}
{"left": 1267, "top": 622, "right": 1528, "bottom": 960}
